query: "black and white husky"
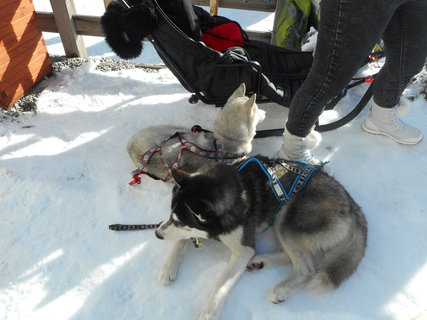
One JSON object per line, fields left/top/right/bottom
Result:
{"left": 155, "top": 157, "right": 368, "bottom": 320}
{"left": 127, "top": 83, "right": 265, "bottom": 184}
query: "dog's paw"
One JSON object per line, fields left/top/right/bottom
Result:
{"left": 247, "top": 261, "right": 264, "bottom": 272}
{"left": 246, "top": 256, "right": 264, "bottom": 272}
{"left": 158, "top": 264, "right": 178, "bottom": 286}
{"left": 268, "top": 286, "right": 289, "bottom": 304}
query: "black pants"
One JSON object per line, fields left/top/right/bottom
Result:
{"left": 286, "top": 0, "right": 427, "bottom": 137}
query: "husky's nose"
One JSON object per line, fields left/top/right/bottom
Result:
{"left": 155, "top": 230, "right": 164, "bottom": 240}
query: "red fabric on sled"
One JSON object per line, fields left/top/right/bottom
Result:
{"left": 201, "top": 22, "right": 245, "bottom": 52}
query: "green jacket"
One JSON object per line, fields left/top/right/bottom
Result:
{"left": 273, "top": 0, "right": 317, "bottom": 50}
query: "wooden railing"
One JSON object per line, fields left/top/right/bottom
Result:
{"left": 35, "top": 0, "right": 280, "bottom": 58}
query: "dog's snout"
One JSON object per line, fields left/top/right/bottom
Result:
{"left": 155, "top": 230, "right": 164, "bottom": 240}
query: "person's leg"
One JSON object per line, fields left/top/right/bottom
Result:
{"left": 279, "top": 0, "right": 399, "bottom": 162}
{"left": 362, "top": 0, "right": 427, "bottom": 144}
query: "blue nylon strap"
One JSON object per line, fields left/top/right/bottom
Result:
{"left": 237, "top": 158, "right": 318, "bottom": 204}
{"left": 236, "top": 158, "right": 319, "bottom": 231}
{"left": 237, "top": 158, "right": 284, "bottom": 202}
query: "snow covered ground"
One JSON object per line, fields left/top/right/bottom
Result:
{"left": 1, "top": 1, "right": 427, "bottom": 320}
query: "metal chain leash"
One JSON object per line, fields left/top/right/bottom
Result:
{"left": 109, "top": 222, "right": 162, "bottom": 231}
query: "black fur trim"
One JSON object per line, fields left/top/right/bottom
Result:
{"left": 101, "top": 1, "right": 158, "bottom": 59}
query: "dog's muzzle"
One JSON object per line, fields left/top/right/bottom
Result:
{"left": 155, "top": 230, "right": 164, "bottom": 240}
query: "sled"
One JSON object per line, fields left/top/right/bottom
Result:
{"left": 102, "top": 0, "right": 382, "bottom": 133}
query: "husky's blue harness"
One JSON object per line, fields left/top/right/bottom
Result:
{"left": 236, "top": 158, "right": 320, "bottom": 229}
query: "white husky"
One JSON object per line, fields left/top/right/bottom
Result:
{"left": 127, "top": 83, "right": 266, "bottom": 183}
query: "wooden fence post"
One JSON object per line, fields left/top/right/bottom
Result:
{"left": 49, "top": 0, "right": 87, "bottom": 57}
{"left": 103, "top": 0, "right": 111, "bottom": 9}
{"left": 209, "top": 0, "right": 219, "bottom": 15}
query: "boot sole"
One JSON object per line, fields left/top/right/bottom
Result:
{"left": 361, "top": 121, "right": 423, "bottom": 145}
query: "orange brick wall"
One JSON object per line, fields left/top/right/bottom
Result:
{"left": 0, "top": 0, "right": 52, "bottom": 110}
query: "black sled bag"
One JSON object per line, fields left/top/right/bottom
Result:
{"left": 148, "top": 0, "right": 313, "bottom": 107}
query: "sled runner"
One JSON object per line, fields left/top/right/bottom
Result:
{"left": 101, "top": 0, "right": 382, "bottom": 133}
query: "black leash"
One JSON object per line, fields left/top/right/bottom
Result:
{"left": 108, "top": 222, "right": 202, "bottom": 249}
{"left": 109, "top": 222, "right": 162, "bottom": 231}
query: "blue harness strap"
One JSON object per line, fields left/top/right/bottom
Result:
{"left": 237, "top": 158, "right": 319, "bottom": 229}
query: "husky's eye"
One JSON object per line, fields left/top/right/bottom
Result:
{"left": 191, "top": 211, "right": 207, "bottom": 224}
{"left": 173, "top": 220, "right": 184, "bottom": 227}
{"left": 173, "top": 217, "right": 184, "bottom": 226}
{"left": 171, "top": 213, "right": 184, "bottom": 226}
{"left": 183, "top": 202, "right": 208, "bottom": 224}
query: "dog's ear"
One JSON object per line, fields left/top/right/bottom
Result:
{"left": 227, "top": 83, "right": 246, "bottom": 102}
{"left": 101, "top": 1, "right": 158, "bottom": 59}
{"left": 171, "top": 169, "right": 191, "bottom": 188}
{"left": 244, "top": 93, "right": 257, "bottom": 116}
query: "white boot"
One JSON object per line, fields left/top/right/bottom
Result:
{"left": 362, "top": 98, "right": 423, "bottom": 145}
{"left": 277, "top": 127, "right": 322, "bottom": 165}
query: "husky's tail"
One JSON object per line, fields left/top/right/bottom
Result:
{"left": 304, "top": 272, "right": 336, "bottom": 295}
{"left": 305, "top": 246, "right": 365, "bottom": 294}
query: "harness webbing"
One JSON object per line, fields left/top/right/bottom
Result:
{"left": 129, "top": 132, "right": 244, "bottom": 185}
{"left": 237, "top": 158, "right": 319, "bottom": 228}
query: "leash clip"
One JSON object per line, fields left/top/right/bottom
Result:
{"left": 192, "top": 237, "right": 203, "bottom": 249}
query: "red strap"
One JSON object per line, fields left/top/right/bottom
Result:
{"left": 129, "top": 174, "right": 141, "bottom": 185}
